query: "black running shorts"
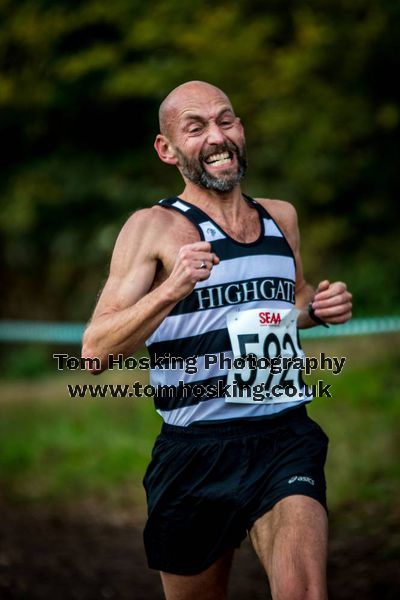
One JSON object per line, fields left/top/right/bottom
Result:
{"left": 143, "top": 405, "right": 328, "bottom": 575}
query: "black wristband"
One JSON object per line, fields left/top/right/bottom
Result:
{"left": 308, "top": 303, "right": 329, "bottom": 328}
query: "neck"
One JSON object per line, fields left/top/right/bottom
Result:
{"left": 179, "top": 181, "right": 245, "bottom": 222}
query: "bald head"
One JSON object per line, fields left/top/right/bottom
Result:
{"left": 159, "top": 81, "right": 233, "bottom": 138}
{"left": 154, "top": 80, "right": 246, "bottom": 192}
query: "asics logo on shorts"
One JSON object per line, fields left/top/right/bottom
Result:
{"left": 288, "top": 475, "right": 315, "bottom": 486}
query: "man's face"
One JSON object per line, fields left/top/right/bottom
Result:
{"left": 175, "top": 137, "right": 247, "bottom": 193}
{"left": 168, "top": 91, "right": 247, "bottom": 192}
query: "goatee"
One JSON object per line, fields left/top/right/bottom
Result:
{"left": 176, "top": 141, "right": 247, "bottom": 193}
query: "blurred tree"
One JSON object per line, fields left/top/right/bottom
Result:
{"left": 0, "top": 0, "right": 398, "bottom": 319}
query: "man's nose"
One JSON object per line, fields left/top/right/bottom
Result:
{"left": 206, "top": 122, "right": 226, "bottom": 145}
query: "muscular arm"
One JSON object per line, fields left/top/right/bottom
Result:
{"left": 82, "top": 208, "right": 218, "bottom": 372}
{"left": 82, "top": 209, "right": 176, "bottom": 370}
{"left": 258, "top": 199, "right": 351, "bottom": 329}
{"left": 258, "top": 199, "right": 316, "bottom": 328}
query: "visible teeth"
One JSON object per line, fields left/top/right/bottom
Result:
{"left": 209, "top": 157, "right": 231, "bottom": 166}
{"left": 206, "top": 152, "right": 230, "bottom": 164}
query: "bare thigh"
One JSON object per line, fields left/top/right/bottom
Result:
{"left": 160, "top": 548, "right": 234, "bottom": 600}
{"left": 249, "top": 495, "right": 328, "bottom": 600}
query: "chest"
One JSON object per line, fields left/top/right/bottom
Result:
{"left": 156, "top": 208, "right": 261, "bottom": 277}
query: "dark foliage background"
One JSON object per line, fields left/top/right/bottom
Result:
{"left": 1, "top": 0, "right": 399, "bottom": 320}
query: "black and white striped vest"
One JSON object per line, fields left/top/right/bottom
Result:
{"left": 145, "top": 195, "right": 309, "bottom": 426}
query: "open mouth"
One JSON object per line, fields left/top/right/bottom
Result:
{"left": 203, "top": 151, "right": 233, "bottom": 167}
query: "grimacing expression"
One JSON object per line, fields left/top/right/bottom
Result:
{"left": 175, "top": 138, "right": 247, "bottom": 193}
{"left": 157, "top": 82, "right": 247, "bottom": 192}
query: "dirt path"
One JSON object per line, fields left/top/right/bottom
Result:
{"left": 0, "top": 501, "right": 399, "bottom": 599}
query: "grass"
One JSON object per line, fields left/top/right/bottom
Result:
{"left": 0, "top": 333, "right": 399, "bottom": 511}
{"left": 306, "top": 351, "right": 400, "bottom": 509}
{"left": 0, "top": 386, "right": 161, "bottom": 506}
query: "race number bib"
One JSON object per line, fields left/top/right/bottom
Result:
{"left": 225, "top": 307, "right": 305, "bottom": 404}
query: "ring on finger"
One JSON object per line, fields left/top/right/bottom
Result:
{"left": 200, "top": 261, "right": 207, "bottom": 269}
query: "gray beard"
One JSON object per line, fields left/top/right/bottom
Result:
{"left": 176, "top": 144, "right": 247, "bottom": 193}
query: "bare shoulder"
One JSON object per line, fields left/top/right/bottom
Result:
{"left": 255, "top": 198, "right": 300, "bottom": 251}
{"left": 113, "top": 204, "right": 176, "bottom": 259}
{"left": 255, "top": 198, "right": 298, "bottom": 227}
{"left": 118, "top": 205, "right": 174, "bottom": 241}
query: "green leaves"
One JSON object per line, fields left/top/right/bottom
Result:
{"left": 1, "top": 0, "right": 399, "bottom": 318}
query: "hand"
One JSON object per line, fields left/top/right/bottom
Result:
{"left": 166, "top": 241, "right": 220, "bottom": 302}
{"left": 312, "top": 280, "right": 352, "bottom": 324}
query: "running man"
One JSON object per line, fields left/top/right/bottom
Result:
{"left": 82, "top": 81, "right": 352, "bottom": 600}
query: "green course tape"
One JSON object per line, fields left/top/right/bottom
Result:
{"left": 0, "top": 317, "right": 400, "bottom": 344}
{"left": 300, "top": 316, "right": 400, "bottom": 338}
{"left": 0, "top": 321, "right": 85, "bottom": 344}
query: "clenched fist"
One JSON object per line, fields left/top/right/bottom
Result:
{"left": 312, "top": 280, "right": 352, "bottom": 324}
{"left": 166, "top": 241, "right": 220, "bottom": 302}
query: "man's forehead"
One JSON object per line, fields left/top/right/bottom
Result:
{"left": 179, "top": 102, "right": 234, "bottom": 121}
{"left": 159, "top": 81, "right": 235, "bottom": 135}
{"left": 173, "top": 91, "right": 233, "bottom": 116}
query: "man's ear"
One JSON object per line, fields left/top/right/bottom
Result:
{"left": 154, "top": 134, "right": 178, "bottom": 165}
